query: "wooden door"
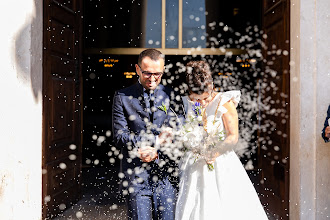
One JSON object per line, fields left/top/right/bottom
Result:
{"left": 42, "top": 0, "right": 83, "bottom": 218}
{"left": 259, "top": 0, "right": 290, "bottom": 219}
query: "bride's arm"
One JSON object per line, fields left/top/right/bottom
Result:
{"left": 222, "top": 100, "right": 239, "bottom": 145}
{"left": 206, "top": 100, "right": 239, "bottom": 164}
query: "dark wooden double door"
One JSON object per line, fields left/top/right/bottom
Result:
{"left": 42, "top": 0, "right": 290, "bottom": 219}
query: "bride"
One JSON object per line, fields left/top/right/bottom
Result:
{"left": 175, "top": 61, "right": 268, "bottom": 220}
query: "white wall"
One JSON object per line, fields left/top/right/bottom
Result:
{"left": 0, "top": 0, "right": 43, "bottom": 219}
{"left": 290, "top": 0, "right": 330, "bottom": 219}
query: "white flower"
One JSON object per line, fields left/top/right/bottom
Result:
{"left": 184, "top": 123, "right": 194, "bottom": 132}
{"left": 187, "top": 112, "right": 195, "bottom": 119}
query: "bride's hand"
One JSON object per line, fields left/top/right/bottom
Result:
{"left": 205, "top": 152, "right": 220, "bottom": 164}
{"left": 206, "top": 159, "right": 215, "bottom": 164}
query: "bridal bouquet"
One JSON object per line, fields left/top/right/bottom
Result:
{"left": 178, "top": 102, "right": 225, "bottom": 171}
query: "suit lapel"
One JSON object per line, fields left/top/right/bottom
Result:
{"left": 153, "top": 85, "right": 170, "bottom": 125}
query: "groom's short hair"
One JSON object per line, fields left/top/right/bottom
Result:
{"left": 186, "top": 60, "right": 213, "bottom": 94}
{"left": 138, "top": 49, "right": 165, "bottom": 66}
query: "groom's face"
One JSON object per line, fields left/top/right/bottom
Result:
{"left": 136, "top": 57, "right": 164, "bottom": 91}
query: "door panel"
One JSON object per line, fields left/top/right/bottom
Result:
{"left": 50, "top": 78, "right": 75, "bottom": 140}
{"left": 259, "top": 0, "right": 290, "bottom": 219}
{"left": 49, "top": 21, "right": 75, "bottom": 57}
{"left": 42, "top": 0, "right": 83, "bottom": 218}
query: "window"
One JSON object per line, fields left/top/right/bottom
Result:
{"left": 84, "top": 0, "right": 261, "bottom": 55}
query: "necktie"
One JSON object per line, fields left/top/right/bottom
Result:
{"left": 149, "top": 93, "right": 154, "bottom": 122}
{"left": 144, "top": 91, "right": 154, "bottom": 122}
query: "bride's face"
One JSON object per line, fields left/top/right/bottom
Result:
{"left": 189, "top": 91, "right": 214, "bottom": 107}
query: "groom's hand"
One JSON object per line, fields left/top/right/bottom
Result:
{"left": 138, "top": 146, "right": 158, "bottom": 162}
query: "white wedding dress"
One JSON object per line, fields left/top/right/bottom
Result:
{"left": 175, "top": 91, "right": 268, "bottom": 220}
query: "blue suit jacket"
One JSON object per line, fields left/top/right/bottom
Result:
{"left": 112, "top": 82, "right": 184, "bottom": 181}
{"left": 322, "top": 105, "right": 330, "bottom": 143}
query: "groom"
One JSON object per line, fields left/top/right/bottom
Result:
{"left": 112, "top": 49, "right": 184, "bottom": 220}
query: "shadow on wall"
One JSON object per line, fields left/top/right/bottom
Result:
{"left": 14, "top": 0, "right": 42, "bottom": 103}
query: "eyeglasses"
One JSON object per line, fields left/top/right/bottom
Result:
{"left": 137, "top": 64, "right": 163, "bottom": 79}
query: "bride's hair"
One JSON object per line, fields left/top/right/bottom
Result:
{"left": 185, "top": 60, "right": 213, "bottom": 95}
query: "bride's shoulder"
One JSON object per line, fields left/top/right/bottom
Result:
{"left": 221, "top": 90, "right": 241, "bottom": 98}
{"left": 218, "top": 90, "right": 241, "bottom": 108}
